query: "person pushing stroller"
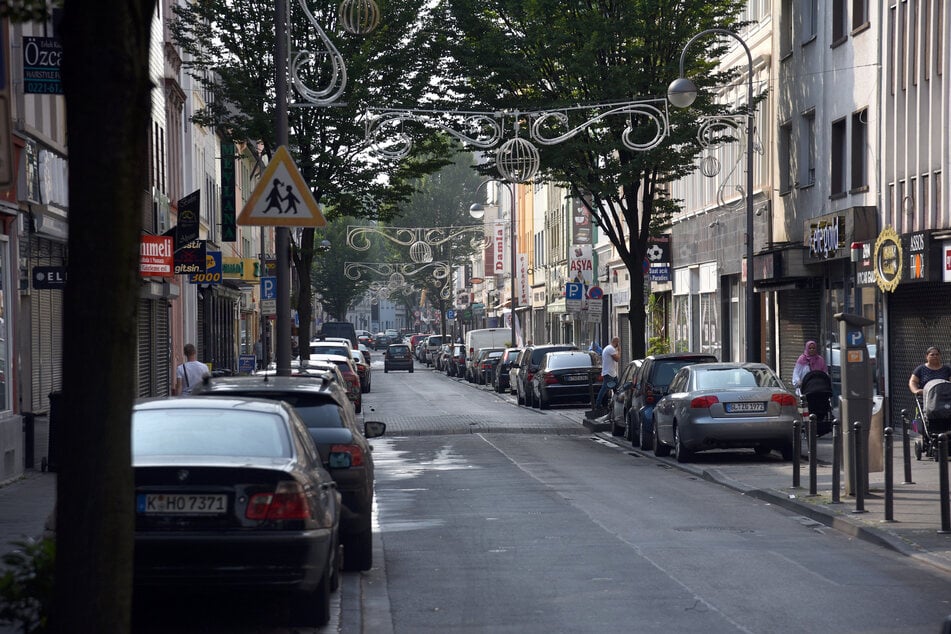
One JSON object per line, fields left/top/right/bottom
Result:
{"left": 792, "top": 341, "right": 834, "bottom": 437}
{"left": 908, "top": 346, "right": 951, "bottom": 396}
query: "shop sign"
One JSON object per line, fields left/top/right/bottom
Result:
{"left": 569, "top": 244, "right": 594, "bottom": 286}
{"left": 873, "top": 226, "right": 902, "bottom": 292}
{"left": 174, "top": 239, "right": 206, "bottom": 275}
{"left": 222, "top": 257, "right": 260, "bottom": 281}
{"left": 904, "top": 231, "right": 929, "bottom": 282}
{"left": 190, "top": 251, "right": 222, "bottom": 285}
{"left": 571, "top": 198, "right": 592, "bottom": 245}
{"left": 647, "top": 235, "right": 671, "bottom": 282}
{"left": 942, "top": 241, "right": 951, "bottom": 283}
{"left": 140, "top": 235, "right": 174, "bottom": 277}
{"left": 855, "top": 241, "right": 877, "bottom": 286}
{"left": 806, "top": 216, "right": 845, "bottom": 260}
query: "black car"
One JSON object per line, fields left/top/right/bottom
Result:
{"left": 190, "top": 375, "right": 385, "bottom": 572}
{"left": 515, "top": 343, "right": 580, "bottom": 407}
{"left": 531, "top": 350, "right": 602, "bottom": 409}
{"left": 473, "top": 348, "right": 505, "bottom": 385}
{"left": 627, "top": 352, "right": 718, "bottom": 450}
{"left": 132, "top": 396, "right": 342, "bottom": 627}
{"left": 493, "top": 347, "right": 521, "bottom": 393}
{"left": 384, "top": 343, "right": 414, "bottom": 372}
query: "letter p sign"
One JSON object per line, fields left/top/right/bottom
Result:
{"left": 261, "top": 276, "right": 277, "bottom": 300}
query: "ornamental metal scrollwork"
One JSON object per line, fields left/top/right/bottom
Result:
{"left": 695, "top": 115, "right": 758, "bottom": 209}
{"left": 347, "top": 225, "right": 489, "bottom": 264}
{"left": 344, "top": 261, "right": 451, "bottom": 281}
{"left": 364, "top": 109, "right": 502, "bottom": 159}
{"left": 290, "top": 0, "right": 347, "bottom": 106}
{"left": 530, "top": 99, "right": 670, "bottom": 152}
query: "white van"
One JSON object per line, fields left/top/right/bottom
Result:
{"left": 464, "top": 328, "right": 513, "bottom": 376}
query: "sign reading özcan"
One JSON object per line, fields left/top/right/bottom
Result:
{"left": 22, "top": 37, "right": 62, "bottom": 95}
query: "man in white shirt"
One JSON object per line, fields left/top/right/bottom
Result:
{"left": 595, "top": 336, "right": 620, "bottom": 412}
{"left": 175, "top": 343, "right": 211, "bottom": 395}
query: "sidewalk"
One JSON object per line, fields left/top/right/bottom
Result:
{"left": 585, "top": 414, "right": 951, "bottom": 576}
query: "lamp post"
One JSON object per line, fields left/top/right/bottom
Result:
{"left": 470, "top": 180, "right": 517, "bottom": 348}
{"left": 668, "top": 28, "right": 757, "bottom": 362}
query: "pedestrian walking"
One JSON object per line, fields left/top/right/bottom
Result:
{"left": 595, "top": 336, "right": 620, "bottom": 413}
{"left": 908, "top": 346, "right": 951, "bottom": 396}
{"left": 175, "top": 343, "right": 210, "bottom": 395}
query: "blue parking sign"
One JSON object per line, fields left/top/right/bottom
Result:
{"left": 261, "top": 276, "right": 277, "bottom": 300}
{"left": 565, "top": 283, "right": 584, "bottom": 300}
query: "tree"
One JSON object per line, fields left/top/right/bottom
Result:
{"left": 172, "top": 0, "right": 455, "bottom": 349}
{"left": 437, "top": 0, "right": 747, "bottom": 359}
{"left": 54, "top": 0, "right": 157, "bottom": 630}
{"left": 388, "top": 150, "right": 485, "bottom": 339}
{"left": 310, "top": 215, "right": 376, "bottom": 322}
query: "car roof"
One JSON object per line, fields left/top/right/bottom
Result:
{"left": 646, "top": 352, "right": 719, "bottom": 361}
{"left": 191, "top": 374, "right": 337, "bottom": 395}
{"left": 136, "top": 395, "right": 293, "bottom": 414}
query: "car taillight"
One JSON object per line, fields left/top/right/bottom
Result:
{"left": 526, "top": 371, "right": 534, "bottom": 382}
{"left": 690, "top": 395, "right": 719, "bottom": 408}
{"left": 331, "top": 443, "right": 365, "bottom": 467}
{"left": 543, "top": 372, "right": 558, "bottom": 385}
{"left": 246, "top": 481, "right": 310, "bottom": 520}
{"left": 771, "top": 393, "right": 797, "bottom": 407}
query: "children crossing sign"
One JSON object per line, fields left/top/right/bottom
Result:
{"left": 237, "top": 146, "right": 327, "bottom": 227}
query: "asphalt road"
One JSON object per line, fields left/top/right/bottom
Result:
{"left": 347, "top": 359, "right": 951, "bottom": 633}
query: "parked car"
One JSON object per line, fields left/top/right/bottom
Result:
{"left": 493, "top": 347, "right": 522, "bottom": 393}
{"left": 350, "top": 349, "right": 371, "bottom": 393}
{"left": 374, "top": 333, "right": 391, "bottom": 351}
{"left": 476, "top": 348, "right": 505, "bottom": 385}
{"left": 308, "top": 339, "right": 353, "bottom": 360}
{"left": 508, "top": 348, "right": 528, "bottom": 395}
{"left": 652, "top": 362, "right": 799, "bottom": 462}
{"left": 446, "top": 344, "right": 466, "bottom": 377}
{"left": 531, "top": 350, "right": 602, "bottom": 409}
{"left": 515, "top": 344, "right": 580, "bottom": 407}
{"left": 316, "top": 321, "right": 358, "bottom": 349}
{"left": 608, "top": 358, "right": 643, "bottom": 437}
{"left": 384, "top": 342, "right": 414, "bottom": 372}
{"left": 626, "top": 352, "right": 719, "bottom": 450}
{"left": 422, "top": 335, "right": 445, "bottom": 366}
{"left": 132, "top": 396, "right": 342, "bottom": 627}
{"left": 311, "top": 353, "right": 363, "bottom": 413}
{"left": 190, "top": 375, "right": 386, "bottom": 572}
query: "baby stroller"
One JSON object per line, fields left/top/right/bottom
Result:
{"left": 799, "top": 370, "right": 834, "bottom": 437}
{"left": 913, "top": 379, "right": 951, "bottom": 460}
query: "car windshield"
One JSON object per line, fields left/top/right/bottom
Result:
{"left": 389, "top": 345, "right": 409, "bottom": 354}
{"left": 133, "top": 408, "right": 291, "bottom": 458}
{"left": 310, "top": 344, "right": 350, "bottom": 357}
{"left": 548, "top": 354, "right": 593, "bottom": 370}
{"left": 654, "top": 359, "right": 713, "bottom": 387}
{"left": 693, "top": 367, "right": 781, "bottom": 390}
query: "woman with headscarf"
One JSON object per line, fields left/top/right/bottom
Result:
{"left": 792, "top": 340, "right": 828, "bottom": 389}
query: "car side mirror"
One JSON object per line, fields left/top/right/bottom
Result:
{"left": 364, "top": 420, "right": 386, "bottom": 439}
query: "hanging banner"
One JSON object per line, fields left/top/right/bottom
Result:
{"left": 571, "top": 198, "right": 592, "bottom": 244}
{"left": 494, "top": 222, "right": 505, "bottom": 275}
{"left": 569, "top": 244, "right": 594, "bottom": 286}
{"left": 517, "top": 253, "right": 530, "bottom": 305}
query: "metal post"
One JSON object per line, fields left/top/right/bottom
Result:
{"left": 508, "top": 183, "right": 517, "bottom": 349}
{"left": 274, "top": 0, "right": 291, "bottom": 376}
{"left": 883, "top": 426, "right": 894, "bottom": 522}
{"left": 901, "top": 408, "right": 914, "bottom": 484}
{"left": 808, "top": 414, "right": 818, "bottom": 496}
{"left": 939, "top": 434, "right": 950, "bottom": 534}
{"left": 792, "top": 418, "right": 801, "bottom": 488}
{"left": 831, "top": 418, "right": 841, "bottom": 504}
{"left": 852, "top": 422, "right": 866, "bottom": 513}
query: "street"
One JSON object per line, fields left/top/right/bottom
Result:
{"left": 347, "top": 358, "right": 951, "bottom": 633}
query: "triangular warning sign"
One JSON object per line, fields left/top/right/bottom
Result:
{"left": 237, "top": 146, "right": 327, "bottom": 227}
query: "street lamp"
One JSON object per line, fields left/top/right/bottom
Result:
{"left": 668, "top": 28, "right": 757, "bottom": 362}
{"left": 470, "top": 180, "right": 518, "bottom": 348}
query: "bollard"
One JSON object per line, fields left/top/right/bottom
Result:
{"left": 831, "top": 418, "right": 841, "bottom": 504}
{"left": 792, "top": 418, "right": 801, "bottom": 488}
{"left": 900, "top": 408, "right": 914, "bottom": 485}
{"left": 808, "top": 413, "right": 818, "bottom": 496}
{"left": 884, "top": 427, "right": 894, "bottom": 522}
{"left": 939, "top": 434, "right": 950, "bottom": 534}
{"left": 852, "top": 422, "right": 866, "bottom": 513}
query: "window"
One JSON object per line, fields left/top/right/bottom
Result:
{"left": 779, "top": 122, "right": 792, "bottom": 193}
{"left": 852, "top": 0, "right": 868, "bottom": 29}
{"left": 799, "top": 110, "right": 816, "bottom": 187}
{"left": 937, "top": 0, "right": 944, "bottom": 75}
{"left": 833, "top": 0, "right": 848, "bottom": 43}
{"left": 888, "top": 4, "right": 897, "bottom": 95}
{"left": 780, "top": 0, "right": 793, "bottom": 56}
{"left": 850, "top": 109, "right": 868, "bottom": 190}
{"left": 831, "top": 118, "right": 847, "bottom": 196}
{"left": 923, "top": 0, "right": 931, "bottom": 80}
{"left": 899, "top": 0, "right": 907, "bottom": 90}
{"left": 803, "top": 0, "right": 819, "bottom": 43}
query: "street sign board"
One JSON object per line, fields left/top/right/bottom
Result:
{"left": 237, "top": 146, "right": 327, "bottom": 227}
{"left": 446, "top": 309, "right": 456, "bottom": 320}
{"left": 566, "top": 282, "right": 583, "bottom": 312}
{"left": 238, "top": 354, "right": 256, "bottom": 374}
{"left": 587, "top": 285, "right": 603, "bottom": 299}
{"left": 260, "top": 275, "right": 277, "bottom": 316}
{"left": 587, "top": 297, "right": 602, "bottom": 322}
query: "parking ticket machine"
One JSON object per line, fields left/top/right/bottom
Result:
{"left": 835, "top": 312, "right": 875, "bottom": 496}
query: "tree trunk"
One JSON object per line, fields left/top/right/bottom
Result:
{"left": 55, "top": 0, "right": 156, "bottom": 630}
{"left": 293, "top": 228, "right": 315, "bottom": 351}
{"left": 626, "top": 265, "right": 648, "bottom": 360}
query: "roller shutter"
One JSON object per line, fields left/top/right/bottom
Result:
{"left": 29, "top": 236, "right": 65, "bottom": 412}
{"left": 777, "top": 288, "right": 822, "bottom": 384}
{"left": 137, "top": 298, "right": 152, "bottom": 398}
{"left": 887, "top": 282, "right": 951, "bottom": 423}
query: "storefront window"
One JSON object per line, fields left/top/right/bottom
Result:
{"left": 673, "top": 294, "right": 690, "bottom": 352}
{"left": 700, "top": 292, "right": 719, "bottom": 357}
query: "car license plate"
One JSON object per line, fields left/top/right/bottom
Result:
{"left": 565, "top": 374, "right": 587, "bottom": 382}
{"left": 137, "top": 493, "right": 227, "bottom": 515}
{"left": 725, "top": 402, "right": 766, "bottom": 413}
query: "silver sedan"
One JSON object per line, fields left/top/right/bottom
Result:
{"left": 653, "top": 362, "right": 800, "bottom": 463}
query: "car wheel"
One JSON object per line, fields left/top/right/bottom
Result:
{"left": 384, "top": 368, "right": 389, "bottom": 373}
{"left": 674, "top": 424, "right": 693, "bottom": 463}
{"left": 653, "top": 424, "right": 671, "bottom": 457}
{"left": 289, "top": 558, "right": 331, "bottom": 627}
{"left": 409, "top": 367, "right": 414, "bottom": 373}
{"left": 779, "top": 443, "right": 794, "bottom": 461}
{"left": 517, "top": 388, "right": 524, "bottom": 405}
{"left": 754, "top": 445, "right": 772, "bottom": 457}
{"left": 539, "top": 394, "right": 550, "bottom": 410}
{"left": 610, "top": 412, "right": 624, "bottom": 437}
{"left": 343, "top": 519, "right": 373, "bottom": 572}
{"left": 355, "top": 397, "right": 362, "bottom": 414}
{"left": 639, "top": 420, "right": 653, "bottom": 451}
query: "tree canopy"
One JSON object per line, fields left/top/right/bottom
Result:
{"left": 435, "top": 0, "right": 749, "bottom": 357}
